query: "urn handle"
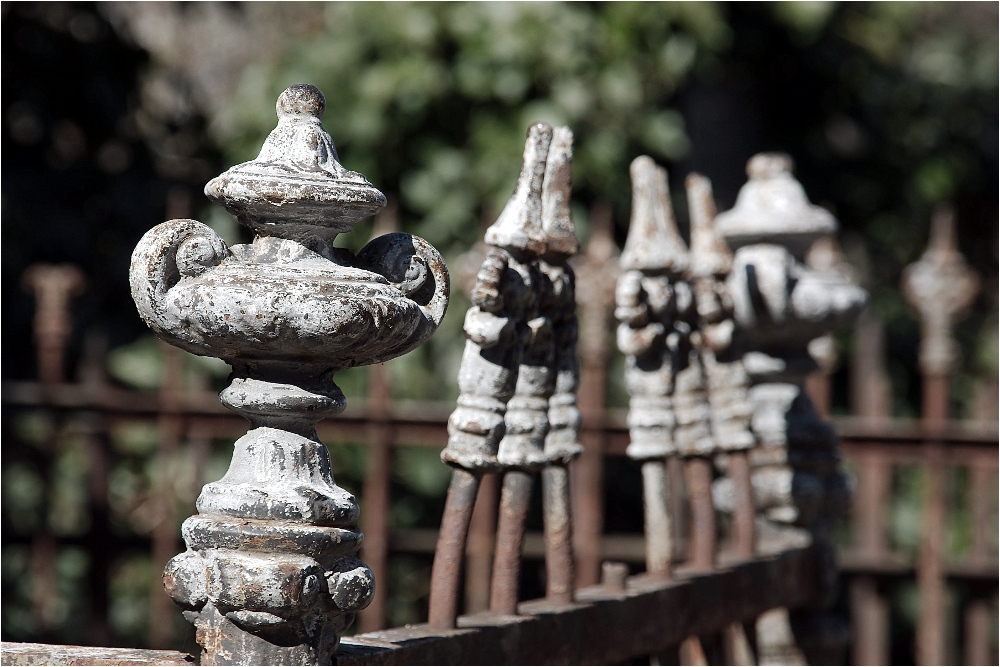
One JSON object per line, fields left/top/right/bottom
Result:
{"left": 130, "top": 219, "right": 231, "bottom": 343}
{"left": 357, "top": 231, "right": 450, "bottom": 328}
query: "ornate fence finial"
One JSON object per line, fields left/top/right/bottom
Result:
{"left": 616, "top": 156, "right": 689, "bottom": 577}
{"left": 902, "top": 204, "right": 980, "bottom": 380}
{"left": 22, "top": 264, "right": 86, "bottom": 385}
{"left": 130, "top": 83, "right": 450, "bottom": 665}
{"left": 686, "top": 173, "right": 758, "bottom": 562}
{"left": 714, "top": 152, "right": 865, "bottom": 665}
{"left": 538, "top": 126, "right": 582, "bottom": 604}
{"left": 430, "top": 124, "right": 552, "bottom": 628}
{"left": 430, "top": 123, "right": 582, "bottom": 625}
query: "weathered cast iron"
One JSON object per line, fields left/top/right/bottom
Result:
{"left": 713, "top": 153, "right": 866, "bottom": 664}
{"left": 129, "top": 84, "right": 450, "bottom": 665}
{"left": 685, "top": 174, "right": 757, "bottom": 561}
{"left": 430, "top": 123, "right": 550, "bottom": 628}
{"left": 488, "top": 124, "right": 555, "bottom": 618}
{"left": 429, "top": 122, "right": 582, "bottom": 625}
{"left": 538, "top": 126, "right": 583, "bottom": 604}
{"left": 616, "top": 156, "right": 690, "bottom": 577}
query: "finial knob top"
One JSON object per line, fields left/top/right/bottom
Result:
{"left": 277, "top": 84, "right": 326, "bottom": 119}
{"left": 747, "top": 153, "right": 794, "bottom": 180}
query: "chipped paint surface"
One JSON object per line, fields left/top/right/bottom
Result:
{"left": 129, "top": 84, "right": 449, "bottom": 664}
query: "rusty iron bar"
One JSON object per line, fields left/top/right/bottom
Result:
{"left": 964, "top": 598, "right": 993, "bottom": 666}
{"left": 916, "top": 440, "right": 948, "bottom": 667}
{"left": 77, "top": 332, "right": 113, "bottom": 646}
{"left": 641, "top": 459, "right": 673, "bottom": 577}
{"left": 679, "top": 636, "right": 708, "bottom": 666}
{"left": 148, "top": 342, "right": 183, "bottom": 650}
{"left": 850, "top": 575, "right": 889, "bottom": 666}
{"left": 727, "top": 451, "right": 756, "bottom": 560}
{"left": 723, "top": 622, "right": 757, "bottom": 665}
{"left": 22, "top": 264, "right": 85, "bottom": 640}
{"left": 465, "top": 472, "right": 499, "bottom": 613}
{"left": 428, "top": 468, "right": 482, "bottom": 629}
{"left": 337, "top": 545, "right": 819, "bottom": 665}
{"left": 359, "top": 363, "right": 392, "bottom": 633}
{"left": 685, "top": 456, "right": 716, "bottom": 571}
{"left": 490, "top": 470, "right": 535, "bottom": 616}
{"left": 917, "top": 373, "right": 949, "bottom": 667}
{"left": 542, "top": 464, "right": 574, "bottom": 603}
{"left": 965, "top": 464, "right": 996, "bottom": 665}
{"left": 849, "top": 447, "right": 891, "bottom": 665}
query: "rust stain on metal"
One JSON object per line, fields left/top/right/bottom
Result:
{"left": 428, "top": 469, "right": 481, "bottom": 629}
{"left": 490, "top": 470, "right": 534, "bottom": 616}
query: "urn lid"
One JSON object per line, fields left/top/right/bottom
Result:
{"left": 715, "top": 153, "right": 836, "bottom": 257}
{"left": 204, "top": 84, "right": 386, "bottom": 235}
{"left": 621, "top": 156, "right": 689, "bottom": 275}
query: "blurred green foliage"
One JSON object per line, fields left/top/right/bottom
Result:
{"left": 198, "top": 1, "right": 997, "bottom": 416}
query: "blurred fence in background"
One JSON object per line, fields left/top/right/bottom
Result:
{"left": 2, "top": 204, "right": 995, "bottom": 665}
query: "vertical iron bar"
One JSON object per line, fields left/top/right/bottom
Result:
{"left": 490, "top": 470, "right": 534, "bottom": 615}
{"left": 641, "top": 460, "right": 673, "bottom": 577}
{"left": 850, "top": 448, "right": 891, "bottom": 666}
{"left": 917, "top": 374, "right": 948, "bottom": 667}
{"left": 149, "top": 342, "right": 183, "bottom": 649}
{"left": 685, "top": 456, "right": 716, "bottom": 571}
{"left": 428, "top": 468, "right": 481, "bottom": 629}
{"left": 572, "top": 201, "right": 616, "bottom": 588}
{"left": 465, "top": 472, "right": 499, "bottom": 613}
{"left": 359, "top": 363, "right": 392, "bottom": 633}
{"left": 728, "top": 451, "right": 756, "bottom": 560}
{"left": 542, "top": 464, "right": 574, "bottom": 603}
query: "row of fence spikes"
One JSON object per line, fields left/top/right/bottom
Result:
{"left": 429, "top": 122, "right": 583, "bottom": 628}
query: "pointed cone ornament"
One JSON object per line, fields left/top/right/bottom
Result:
{"left": 621, "top": 156, "right": 688, "bottom": 274}
{"left": 485, "top": 123, "right": 552, "bottom": 256}
{"left": 541, "top": 126, "right": 580, "bottom": 261}
{"left": 714, "top": 152, "right": 836, "bottom": 257}
{"left": 686, "top": 173, "right": 732, "bottom": 279}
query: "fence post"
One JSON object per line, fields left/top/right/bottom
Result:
{"left": 129, "top": 84, "right": 450, "bottom": 664}
{"left": 714, "top": 154, "right": 867, "bottom": 665}
{"left": 902, "top": 204, "right": 980, "bottom": 667}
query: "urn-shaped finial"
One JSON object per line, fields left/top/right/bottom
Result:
{"left": 131, "top": 83, "right": 450, "bottom": 665}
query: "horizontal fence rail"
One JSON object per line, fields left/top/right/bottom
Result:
{"left": 3, "top": 381, "right": 996, "bottom": 664}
